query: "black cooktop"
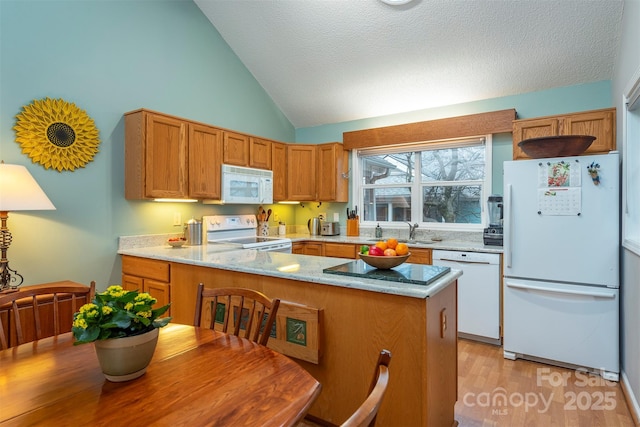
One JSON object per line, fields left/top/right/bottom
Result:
{"left": 323, "top": 260, "right": 450, "bottom": 286}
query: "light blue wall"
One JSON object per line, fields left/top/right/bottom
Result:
{"left": 296, "top": 81, "right": 613, "bottom": 222}
{"left": 0, "top": 0, "right": 295, "bottom": 288}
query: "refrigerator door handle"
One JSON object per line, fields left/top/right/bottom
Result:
{"left": 505, "top": 183, "right": 512, "bottom": 268}
{"left": 506, "top": 281, "right": 617, "bottom": 299}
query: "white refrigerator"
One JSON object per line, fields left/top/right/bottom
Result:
{"left": 502, "top": 152, "right": 619, "bottom": 381}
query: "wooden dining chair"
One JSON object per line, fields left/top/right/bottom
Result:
{"left": 340, "top": 349, "right": 392, "bottom": 427}
{"left": 0, "top": 281, "right": 95, "bottom": 349}
{"left": 193, "top": 283, "right": 280, "bottom": 346}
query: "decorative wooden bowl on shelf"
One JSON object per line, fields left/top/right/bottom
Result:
{"left": 358, "top": 253, "right": 411, "bottom": 269}
{"left": 518, "top": 135, "right": 596, "bottom": 159}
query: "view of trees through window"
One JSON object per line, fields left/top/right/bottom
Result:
{"left": 359, "top": 138, "right": 488, "bottom": 226}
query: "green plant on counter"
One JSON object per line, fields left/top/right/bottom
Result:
{"left": 72, "top": 285, "right": 171, "bottom": 345}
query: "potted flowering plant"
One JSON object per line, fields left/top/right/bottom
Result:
{"left": 72, "top": 285, "right": 171, "bottom": 382}
{"left": 72, "top": 285, "right": 171, "bottom": 344}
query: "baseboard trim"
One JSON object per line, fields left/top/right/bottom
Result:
{"left": 621, "top": 370, "right": 640, "bottom": 426}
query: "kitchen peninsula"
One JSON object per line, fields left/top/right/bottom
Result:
{"left": 118, "top": 243, "right": 461, "bottom": 426}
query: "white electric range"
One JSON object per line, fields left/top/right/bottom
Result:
{"left": 203, "top": 214, "right": 292, "bottom": 253}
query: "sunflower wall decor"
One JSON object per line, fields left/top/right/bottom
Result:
{"left": 13, "top": 97, "right": 100, "bottom": 172}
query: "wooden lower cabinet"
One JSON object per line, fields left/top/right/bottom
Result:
{"left": 169, "top": 262, "right": 457, "bottom": 426}
{"left": 407, "top": 247, "right": 433, "bottom": 264}
{"left": 323, "top": 242, "right": 357, "bottom": 259}
{"left": 121, "top": 256, "right": 171, "bottom": 314}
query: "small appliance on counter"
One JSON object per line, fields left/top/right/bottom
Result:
{"left": 184, "top": 218, "right": 202, "bottom": 246}
{"left": 308, "top": 217, "right": 321, "bottom": 235}
{"left": 321, "top": 221, "right": 340, "bottom": 236}
{"left": 483, "top": 195, "right": 503, "bottom": 246}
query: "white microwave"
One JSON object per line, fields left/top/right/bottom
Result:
{"left": 219, "top": 164, "right": 273, "bottom": 204}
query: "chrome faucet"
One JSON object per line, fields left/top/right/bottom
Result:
{"left": 407, "top": 222, "right": 419, "bottom": 241}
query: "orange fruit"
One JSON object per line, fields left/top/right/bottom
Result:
{"left": 384, "top": 248, "right": 397, "bottom": 257}
{"left": 395, "top": 243, "right": 409, "bottom": 256}
{"left": 386, "top": 238, "right": 398, "bottom": 249}
{"left": 375, "top": 241, "right": 387, "bottom": 251}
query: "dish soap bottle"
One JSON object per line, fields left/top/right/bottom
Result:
{"left": 375, "top": 223, "right": 383, "bottom": 239}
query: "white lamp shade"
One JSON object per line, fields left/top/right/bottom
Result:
{"left": 0, "top": 163, "right": 56, "bottom": 211}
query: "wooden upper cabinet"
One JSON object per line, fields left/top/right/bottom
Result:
{"left": 317, "top": 142, "right": 349, "bottom": 202}
{"left": 249, "top": 138, "right": 272, "bottom": 169}
{"left": 125, "top": 110, "right": 188, "bottom": 199}
{"left": 512, "top": 108, "right": 616, "bottom": 160}
{"left": 287, "top": 144, "right": 317, "bottom": 201}
{"left": 223, "top": 131, "right": 250, "bottom": 166}
{"left": 189, "top": 123, "right": 223, "bottom": 199}
{"left": 272, "top": 142, "right": 287, "bottom": 201}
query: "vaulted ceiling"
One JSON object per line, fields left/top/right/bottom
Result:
{"left": 195, "top": 0, "right": 623, "bottom": 128}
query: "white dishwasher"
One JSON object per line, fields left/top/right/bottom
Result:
{"left": 432, "top": 250, "right": 501, "bottom": 345}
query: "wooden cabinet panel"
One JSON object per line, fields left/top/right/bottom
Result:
{"left": 223, "top": 131, "right": 250, "bottom": 166}
{"left": 303, "top": 242, "right": 323, "bottom": 256}
{"left": 317, "top": 143, "right": 349, "bottom": 202}
{"left": 425, "top": 279, "right": 458, "bottom": 426}
{"left": 145, "top": 113, "right": 188, "bottom": 198}
{"left": 292, "top": 242, "right": 304, "bottom": 254}
{"left": 122, "top": 256, "right": 171, "bottom": 317}
{"left": 287, "top": 145, "right": 317, "bottom": 201}
{"left": 323, "top": 243, "right": 356, "bottom": 259}
{"left": 122, "top": 256, "right": 170, "bottom": 282}
{"left": 512, "top": 118, "right": 559, "bottom": 160}
{"left": 272, "top": 142, "right": 287, "bottom": 201}
{"left": 249, "top": 137, "right": 272, "bottom": 169}
{"left": 125, "top": 110, "right": 188, "bottom": 199}
{"left": 189, "top": 123, "right": 223, "bottom": 199}
{"left": 407, "top": 248, "right": 432, "bottom": 264}
{"left": 562, "top": 110, "right": 615, "bottom": 154}
{"left": 512, "top": 108, "right": 616, "bottom": 160}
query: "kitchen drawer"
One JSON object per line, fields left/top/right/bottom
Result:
{"left": 122, "top": 256, "right": 170, "bottom": 282}
{"left": 324, "top": 243, "right": 356, "bottom": 259}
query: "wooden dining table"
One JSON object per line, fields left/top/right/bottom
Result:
{"left": 0, "top": 323, "right": 321, "bottom": 426}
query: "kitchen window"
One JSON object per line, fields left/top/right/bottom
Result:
{"left": 353, "top": 135, "right": 492, "bottom": 230}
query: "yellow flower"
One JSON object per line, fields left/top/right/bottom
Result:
{"left": 13, "top": 97, "right": 100, "bottom": 172}
{"left": 79, "top": 303, "right": 98, "bottom": 314}
{"left": 102, "top": 306, "right": 113, "bottom": 315}
{"left": 73, "top": 318, "right": 88, "bottom": 329}
{"left": 125, "top": 302, "right": 134, "bottom": 311}
{"left": 138, "top": 310, "right": 152, "bottom": 318}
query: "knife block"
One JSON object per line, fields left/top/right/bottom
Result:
{"left": 346, "top": 219, "right": 359, "bottom": 236}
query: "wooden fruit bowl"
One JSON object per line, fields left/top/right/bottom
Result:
{"left": 358, "top": 253, "right": 411, "bottom": 269}
{"left": 518, "top": 135, "right": 595, "bottom": 159}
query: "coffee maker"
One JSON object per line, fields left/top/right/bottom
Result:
{"left": 483, "top": 195, "right": 503, "bottom": 246}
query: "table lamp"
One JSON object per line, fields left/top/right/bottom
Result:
{"left": 0, "top": 162, "right": 55, "bottom": 292}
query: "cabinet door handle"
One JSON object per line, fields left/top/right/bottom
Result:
{"left": 440, "top": 308, "right": 447, "bottom": 338}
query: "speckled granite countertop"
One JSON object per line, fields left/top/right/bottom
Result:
{"left": 117, "top": 241, "right": 462, "bottom": 299}
{"left": 285, "top": 233, "right": 503, "bottom": 254}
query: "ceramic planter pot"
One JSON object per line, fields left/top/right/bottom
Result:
{"left": 93, "top": 328, "right": 159, "bottom": 382}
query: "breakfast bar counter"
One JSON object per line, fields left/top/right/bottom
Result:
{"left": 117, "top": 244, "right": 461, "bottom": 426}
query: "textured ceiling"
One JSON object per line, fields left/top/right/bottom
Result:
{"left": 194, "top": 0, "right": 623, "bottom": 129}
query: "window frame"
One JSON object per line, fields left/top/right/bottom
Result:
{"left": 622, "top": 66, "right": 640, "bottom": 256}
{"left": 352, "top": 135, "right": 493, "bottom": 231}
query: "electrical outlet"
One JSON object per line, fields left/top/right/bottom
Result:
{"left": 173, "top": 212, "right": 182, "bottom": 226}
{"left": 333, "top": 212, "right": 339, "bottom": 221}
{"left": 318, "top": 212, "right": 326, "bottom": 221}
{"left": 274, "top": 213, "right": 279, "bottom": 222}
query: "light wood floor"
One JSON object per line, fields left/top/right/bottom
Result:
{"left": 300, "top": 338, "right": 637, "bottom": 427}
{"left": 456, "top": 338, "right": 636, "bottom": 427}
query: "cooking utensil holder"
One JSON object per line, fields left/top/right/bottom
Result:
{"left": 258, "top": 221, "right": 269, "bottom": 237}
{"left": 346, "top": 219, "right": 359, "bottom": 236}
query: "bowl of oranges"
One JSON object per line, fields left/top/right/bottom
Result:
{"left": 358, "top": 238, "right": 410, "bottom": 269}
